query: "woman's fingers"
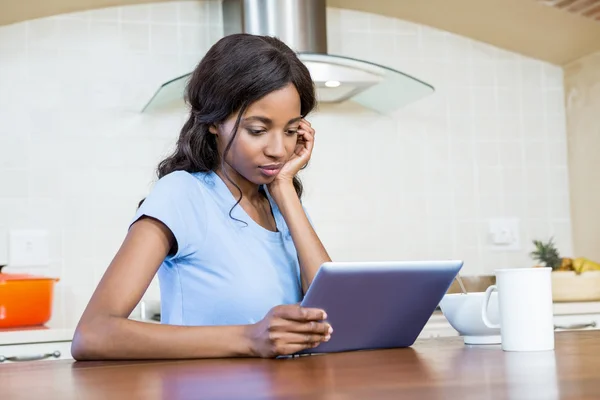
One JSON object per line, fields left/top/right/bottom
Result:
{"left": 259, "top": 304, "right": 332, "bottom": 357}
{"left": 276, "top": 331, "right": 331, "bottom": 344}
{"left": 268, "top": 331, "right": 330, "bottom": 356}
{"left": 273, "top": 319, "right": 333, "bottom": 335}
{"left": 272, "top": 304, "right": 326, "bottom": 322}
{"left": 299, "top": 120, "right": 315, "bottom": 137}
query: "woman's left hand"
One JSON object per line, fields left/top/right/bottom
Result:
{"left": 269, "top": 119, "right": 315, "bottom": 186}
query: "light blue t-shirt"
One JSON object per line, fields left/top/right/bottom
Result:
{"left": 131, "top": 170, "right": 304, "bottom": 326}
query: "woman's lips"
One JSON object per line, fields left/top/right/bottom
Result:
{"left": 259, "top": 165, "right": 282, "bottom": 177}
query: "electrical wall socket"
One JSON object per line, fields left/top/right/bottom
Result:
{"left": 8, "top": 229, "right": 50, "bottom": 268}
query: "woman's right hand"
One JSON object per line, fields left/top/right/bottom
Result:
{"left": 245, "top": 304, "right": 333, "bottom": 358}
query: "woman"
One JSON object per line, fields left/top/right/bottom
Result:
{"left": 71, "top": 33, "right": 333, "bottom": 360}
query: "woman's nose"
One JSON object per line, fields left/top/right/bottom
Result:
{"left": 264, "top": 134, "right": 286, "bottom": 158}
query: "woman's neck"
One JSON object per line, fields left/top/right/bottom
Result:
{"left": 215, "top": 165, "right": 264, "bottom": 203}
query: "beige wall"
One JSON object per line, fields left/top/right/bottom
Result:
{"left": 0, "top": 2, "right": 571, "bottom": 328}
{"left": 564, "top": 51, "right": 600, "bottom": 262}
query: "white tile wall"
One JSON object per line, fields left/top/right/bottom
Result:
{"left": 0, "top": 1, "right": 572, "bottom": 327}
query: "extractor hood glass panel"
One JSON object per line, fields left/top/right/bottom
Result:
{"left": 141, "top": 54, "right": 434, "bottom": 114}
{"left": 301, "top": 59, "right": 382, "bottom": 86}
{"left": 300, "top": 53, "right": 434, "bottom": 114}
{"left": 142, "top": 73, "right": 191, "bottom": 113}
{"left": 315, "top": 84, "right": 369, "bottom": 102}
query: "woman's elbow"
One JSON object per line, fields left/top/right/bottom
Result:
{"left": 71, "top": 321, "right": 105, "bottom": 361}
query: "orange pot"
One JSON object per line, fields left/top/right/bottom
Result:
{"left": 0, "top": 272, "right": 59, "bottom": 329}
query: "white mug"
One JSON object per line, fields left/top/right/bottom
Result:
{"left": 481, "top": 267, "right": 555, "bottom": 352}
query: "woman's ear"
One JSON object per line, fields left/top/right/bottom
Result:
{"left": 208, "top": 124, "right": 218, "bottom": 135}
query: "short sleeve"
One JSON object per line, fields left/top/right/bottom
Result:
{"left": 130, "top": 171, "right": 205, "bottom": 260}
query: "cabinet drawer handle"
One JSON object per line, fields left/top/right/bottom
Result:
{"left": 554, "top": 322, "right": 597, "bottom": 330}
{"left": 0, "top": 350, "right": 61, "bottom": 363}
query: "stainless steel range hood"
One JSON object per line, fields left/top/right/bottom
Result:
{"left": 141, "top": 0, "right": 434, "bottom": 114}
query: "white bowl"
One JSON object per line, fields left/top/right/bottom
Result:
{"left": 439, "top": 292, "right": 501, "bottom": 345}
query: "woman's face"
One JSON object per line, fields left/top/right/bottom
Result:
{"left": 212, "top": 83, "right": 302, "bottom": 185}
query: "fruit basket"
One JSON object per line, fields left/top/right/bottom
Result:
{"left": 530, "top": 238, "right": 600, "bottom": 302}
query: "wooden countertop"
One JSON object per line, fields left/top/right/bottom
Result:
{"left": 2, "top": 331, "right": 599, "bottom": 399}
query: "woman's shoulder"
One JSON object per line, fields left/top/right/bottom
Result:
{"left": 141, "top": 171, "right": 212, "bottom": 210}
{"left": 134, "top": 170, "right": 211, "bottom": 259}
{"left": 157, "top": 170, "right": 198, "bottom": 185}
{"left": 154, "top": 170, "right": 212, "bottom": 193}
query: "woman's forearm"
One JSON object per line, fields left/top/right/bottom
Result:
{"left": 269, "top": 182, "right": 331, "bottom": 292}
{"left": 71, "top": 316, "right": 252, "bottom": 360}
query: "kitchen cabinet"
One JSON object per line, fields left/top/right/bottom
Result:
{"left": 0, "top": 341, "right": 72, "bottom": 364}
{"left": 553, "top": 301, "right": 600, "bottom": 331}
{"left": 554, "top": 313, "right": 600, "bottom": 331}
{"left": 0, "top": 328, "right": 74, "bottom": 364}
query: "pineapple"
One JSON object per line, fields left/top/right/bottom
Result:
{"left": 560, "top": 257, "right": 574, "bottom": 271}
{"left": 530, "top": 238, "right": 562, "bottom": 271}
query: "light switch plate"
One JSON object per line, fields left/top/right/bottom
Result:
{"left": 8, "top": 229, "right": 50, "bottom": 268}
{"left": 488, "top": 218, "right": 520, "bottom": 251}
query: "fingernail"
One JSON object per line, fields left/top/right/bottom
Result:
{"left": 328, "top": 326, "right": 333, "bottom": 334}
{"left": 324, "top": 335, "right": 331, "bottom": 342}
{"left": 322, "top": 312, "right": 327, "bottom": 320}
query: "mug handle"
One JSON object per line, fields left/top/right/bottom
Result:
{"left": 481, "top": 285, "right": 500, "bottom": 329}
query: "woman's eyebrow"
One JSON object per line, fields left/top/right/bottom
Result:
{"left": 242, "top": 116, "right": 302, "bottom": 125}
{"left": 243, "top": 116, "right": 271, "bottom": 124}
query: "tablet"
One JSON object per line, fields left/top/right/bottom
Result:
{"left": 295, "top": 260, "right": 463, "bottom": 355}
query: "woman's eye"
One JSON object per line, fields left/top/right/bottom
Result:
{"left": 247, "top": 128, "right": 266, "bottom": 135}
{"left": 286, "top": 129, "right": 298, "bottom": 135}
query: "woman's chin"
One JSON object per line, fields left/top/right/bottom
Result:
{"left": 258, "top": 175, "right": 277, "bottom": 185}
